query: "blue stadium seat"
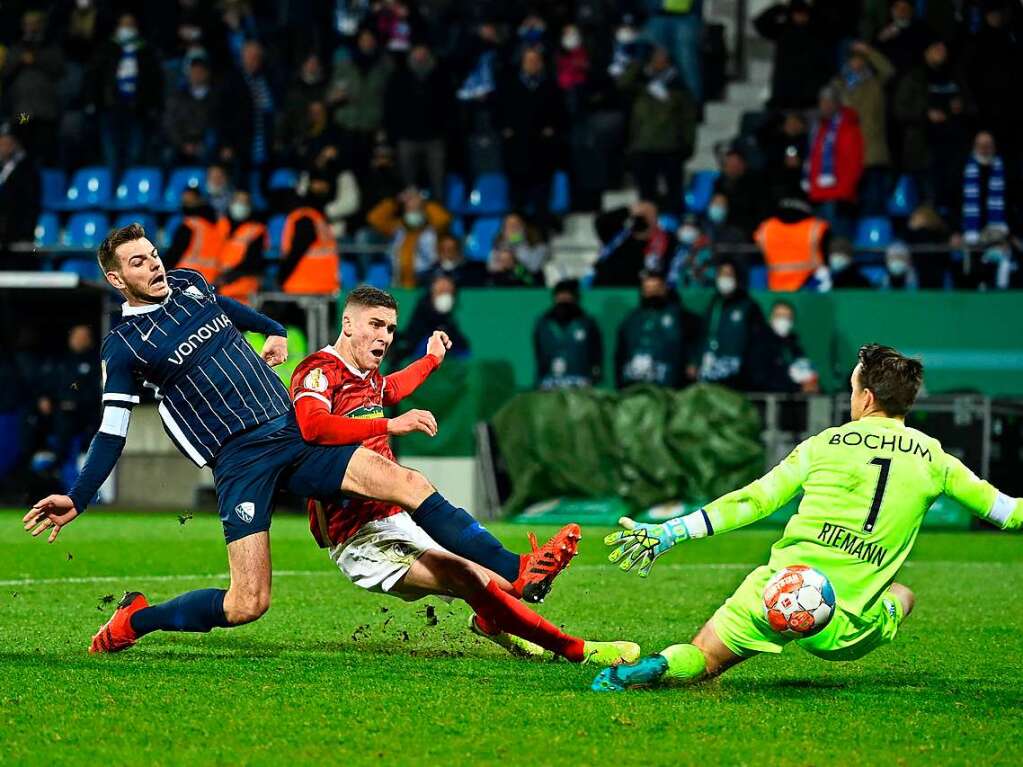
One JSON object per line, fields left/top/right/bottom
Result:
{"left": 450, "top": 217, "right": 465, "bottom": 239}
{"left": 34, "top": 213, "right": 60, "bottom": 248}
{"left": 157, "top": 166, "right": 205, "bottom": 212}
{"left": 445, "top": 174, "right": 466, "bottom": 213}
{"left": 114, "top": 167, "right": 163, "bottom": 210}
{"left": 465, "top": 173, "right": 509, "bottom": 216}
{"left": 658, "top": 213, "right": 679, "bottom": 233}
{"left": 59, "top": 258, "right": 103, "bottom": 281}
{"left": 887, "top": 174, "right": 919, "bottom": 218}
{"left": 114, "top": 212, "right": 158, "bottom": 235}
{"left": 64, "top": 212, "right": 109, "bottom": 249}
{"left": 465, "top": 216, "right": 502, "bottom": 261}
{"left": 340, "top": 260, "right": 358, "bottom": 288}
{"left": 268, "top": 168, "right": 299, "bottom": 190}
{"left": 854, "top": 216, "right": 893, "bottom": 249}
{"left": 748, "top": 265, "right": 768, "bottom": 290}
{"left": 160, "top": 215, "right": 184, "bottom": 248}
{"left": 365, "top": 262, "right": 391, "bottom": 289}
{"left": 58, "top": 167, "right": 113, "bottom": 211}
{"left": 549, "top": 170, "right": 570, "bottom": 215}
{"left": 267, "top": 214, "right": 286, "bottom": 257}
{"left": 41, "top": 168, "right": 66, "bottom": 212}
{"left": 861, "top": 266, "right": 888, "bottom": 287}
{"left": 684, "top": 170, "right": 719, "bottom": 214}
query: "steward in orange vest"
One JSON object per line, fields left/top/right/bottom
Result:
{"left": 279, "top": 180, "right": 340, "bottom": 295}
{"left": 165, "top": 192, "right": 230, "bottom": 282}
{"left": 753, "top": 198, "right": 830, "bottom": 292}
{"left": 215, "top": 193, "right": 267, "bottom": 304}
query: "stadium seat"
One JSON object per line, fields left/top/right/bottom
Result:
{"left": 64, "top": 212, "right": 109, "bottom": 249}
{"left": 114, "top": 212, "right": 158, "bottom": 235}
{"left": 861, "top": 266, "right": 888, "bottom": 287}
{"left": 465, "top": 173, "right": 509, "bottom": 216}
{"left": 340, "top": 260, "right": 358, "bottom": 288}
{"left": 58, "top": 166, "right": 113, "bottom": 211}
{"left": 449, "top": 217, "right": 465, "bottom": 239}
{"left": 684, "top": 170, "right": 719, "bottom": 214}
{"left": 549, "top": 170, "right": 570, "bottom": 215}
{"left": 40, "top": 168, "right": 66, "bottom": 211}
{"left": 114, "top": 167, "right": 163, "bottom": 210}
{"left": 157, "top": 166, "right": 205, "bottom": 212}
{"left": 59, "top": 257, "right": 103, "bottom": 282}
{"left": 658, "top": 213, "right": 679, "bottom": 233}
{"left": 465, "top": 216, "right": 502, "bottom": 261}
{"left": 268, "top": 168, "right": 299, "bottom": 190}
{"left": 887, "top": 174, "right": 919, "bottom": 218}
{"left": 445, "top": 174, "right": 466, "bottom": 213}
{"left": 160, "top": 215, "right": 184, "bottom": 248}
{"left": 34, "top": 212, "right": 60, "bottom": 248}
{"left": 365, "top": 261, "right": 391, "bottom": 289}
{"left": 267, "top": 214, "right": 286, "bottom": 257}
{"left": 854, "top": 216, "right": 893, "bottom": 249}
{"left": 748, "top": 265, "right": 768, "bottom": 290}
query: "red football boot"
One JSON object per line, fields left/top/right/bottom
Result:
{"left": 513, "top": 523, "right": 581, "bottom": 603}
{"left": 89, "top": 591, "right": 148, "bottom": 654}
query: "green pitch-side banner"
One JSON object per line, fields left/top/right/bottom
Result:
{"left": 375, "top": 288, "right": 1023, "bottom": 397}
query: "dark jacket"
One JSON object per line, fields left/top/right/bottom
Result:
{"left": 164, "top": 85, "right": 217, "bottom": 154}
{"left": 751, "top": 331, "right": 809, "bottom": 393}
{"left": 615, "top": 297, "right": 700, "bottom": 389}
{"left": 393, "top": 298, "right": 471, "bottom": 366}
{"left": 0, "top": 152, "right": 41, "bottom": 247}
{"left": 697, "top": 289, "right": 766, "bottom": 391}
{"left": 534, "top": 304, "right": 603, "bottom": 389}
{"left": 497, "top": 72, "right": 566, "bottom": 180}
{"left": 594, "top": 207, "right": 679, "bottom": 287}
{"left": 87, "top": 38, "right": 164, "bottom": 116}
{"left": 754, "top": 4, "right": 835, "bottom": 109}
{"left": 217, "top": 67, "right": 279, "bottom": 163}
{"left": 384, "top": 62, "right": 450, "bottom": 143}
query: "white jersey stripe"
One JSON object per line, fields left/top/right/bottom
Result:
{"left": 213, "top": 355, "right": 259, "bottom": 422}
{"left": 163, "top": 395, "right": 212, "bottom": 454}
{"left": 158, "top": 401, "right": 208, "bottom": 466}
{"left": 223, "top": 348, "right": 269, "bottom": 420}
{"left": 102, "top": 393, "right": 140, "bottom": 404}
{"left": 199, "top": 367, "right": 247, "bottom": 429}
{"left": 184, "top": 373, "right": 232, "bottom": 433}
{"left": 232, "top": 338, "right": 277, "bottom": 409}
{"left": 113, "top": 329, "right": 146, "bottom": 363}
{"left": 174, "top": 383, "right": 221, "bottom": 444}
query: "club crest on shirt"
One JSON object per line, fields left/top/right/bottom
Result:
{"left": 184, "top": 285, "right": 205, "bottom": 300}
{"left": 235, "top": 501, "right": 255, "bottom": 523}
{"left": 303, "top": 368, "right": 328, "bottom": 393}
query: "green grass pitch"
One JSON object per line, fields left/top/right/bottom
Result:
{"left": 1, "top": 509, "right": 1021, "bottom": 766}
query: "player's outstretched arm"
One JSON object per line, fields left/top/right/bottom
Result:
{"left": 214, "top": 294, "right": 288, "bottom": 366}
{"left": 381, "top": 331, "right": 450, "bottom": 406}
{"left": 605, "top": 437, "right": 814, "bottom": 576}
{"left": 943, "top": 454, "right": 1023, "bottom": 531}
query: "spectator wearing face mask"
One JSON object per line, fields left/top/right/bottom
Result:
{"left": 278, "top": 177, "right": 341, "bottom": 295}
{"left": 594, "top": 200, "right": 678, "bottom": 286}
{"left": 385, "top": 44, "right": 450, "bottom": 202}
{"left": 205, "top": 163, "right": 234, "bottom": 219}
{"left": 615, "top": 270, "right": 699, "bottom": 390}
{"left": 753, "top": 300, "right": 819, "bottom": 393}
{"left": 883, "top": 241, "right": 918, "bottom": 290}
{"left": 617, "top": 45, "right": 697, "bottom": 215}
{"left": 667, "top": 214, "right": 715, "bottom": 288}
{"left": 215, "top": 190, "right": 267, "bottom": 304}
{"left": 279, "top": 53, "right": 328, "bottom": 157}
{"left": 968, "top": 225, "right": 1019, "bottom": 291}
{"left": 163, "top": 187, "right": 230, "bottom": 279}
{"left": 164, "top": 53, "right": 217, "bottom": 166}
{"left": 392, "top": 274, "right": 471, "bottom": 365}
{"left": 902, "top": 204, "right": 951, "bottom": 289}
{"left": 534, "top": 279, "right": 603, "bottom": 390}
{"left": 428, "top": 234, "right": 486, "bottom": 287}
{"left": 367, "top": 186, "right": 452, "bottom": 288}
{"left": 608, "top": 17, "right": 642, "bottom": 79}
{"left": 873, "top": 0, "right": 933, "bottom": 76}
{"left": 805, "top": 85, "right": 864, "bottom": 239}
{"left": 961, "top": 131, "right": 1008, "bottom": 246}
{"left": 826, "top": 236, "right": 872, "bottom": 289}
{"left": 711, "top": 147, "right": 766, "bottom": 241}
{"left": 490, "top": 213, "right": 549, "bottom": 277}
{"left": 754, "top": 198, "right": 831, "bottom": 291}
{"left": 696, "top": 260, "right": 767, "bottom": 391}
{"left": 487, "top": 244, "right": 537, "bottom": 288}
{"left": 556, "top": 24, "right": 591, "bottom": 115}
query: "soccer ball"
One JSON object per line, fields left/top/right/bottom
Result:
{"left": 763, "top": 565, "right": 836, "bottom": 637}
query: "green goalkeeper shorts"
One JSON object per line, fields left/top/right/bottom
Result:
{"left": 711, "top": 565, "right": 905, "bottom": 661}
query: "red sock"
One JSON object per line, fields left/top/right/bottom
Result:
{"left": 468, "top": 581, "right": 585, "bottom": 662}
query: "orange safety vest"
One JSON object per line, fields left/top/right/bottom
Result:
{"left": 754, "top": 217, "right": 827, "bottom": 292}
{"left": 280, "top": 207, "right": 340, "bottom": 294}
{"left": 177, "top": 216, "right": 230, "bottom": 283}
{"left": 218, "top": 221, "right": 266, "bottom": 304}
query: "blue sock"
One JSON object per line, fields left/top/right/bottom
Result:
{"left": 130, "top": 588, "right": 230, "bottom": 637}
{"left": 413, "top": 492, "right": 520, "bottom": 583}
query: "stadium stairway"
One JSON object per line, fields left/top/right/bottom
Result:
{"left": 690, "top": 56, "right": 772, "bottom": 171}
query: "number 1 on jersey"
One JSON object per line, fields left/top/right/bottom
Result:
{"left": 864, "top": 457, "right": 891, "bottom": 533}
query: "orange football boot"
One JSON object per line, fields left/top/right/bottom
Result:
{"left": 89, "top": 591, "right": 148, "bottom": 654}
{"left": 513, "top": 523, "right": 582, "bottom": 603}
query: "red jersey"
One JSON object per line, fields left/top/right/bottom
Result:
{"left": 290, "top": 345, "right": 439, "bottom": 547}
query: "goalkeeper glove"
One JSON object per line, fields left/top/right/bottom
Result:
{"left": 604, "top": 515, "right": 691, "bottom": 577}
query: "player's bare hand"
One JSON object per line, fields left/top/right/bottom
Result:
{"left": 426, "top": 331, "right": 452, "bottom": 363}
{"left": 23, "top": 495, "right": 79, "bottom": 543}
{"left": 262, "top": 335, "right": 288, "bottom": 367}
{"left": 387, "top": 409, "right": 438, "bottom": 437}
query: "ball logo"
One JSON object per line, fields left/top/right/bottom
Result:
{"left": 234, "top": 502, "right": 255, "bottom": 523}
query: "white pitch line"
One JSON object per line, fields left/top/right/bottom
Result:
{"left": 0, "top": 560, "right": 1017, "bottom": 587}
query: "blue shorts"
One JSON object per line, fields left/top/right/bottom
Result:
{"left": 212, "top": 413, "right": 358, "bottom": 543}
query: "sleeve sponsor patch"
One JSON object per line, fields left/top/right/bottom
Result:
{"left": 302, "top": 367, "right": 329, "bottom": 393}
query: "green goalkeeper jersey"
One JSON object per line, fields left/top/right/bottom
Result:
{"left": 701, "top": 416, "right": 1022, "bottom": 616}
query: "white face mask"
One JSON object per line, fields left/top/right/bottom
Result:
{"left": 716, "top": 275, "right": 736, "bottom": 296}
{"left": 771, "top": 316, "right": 793, "bottom": 337}
{"left": 678, "top": 225, "right": 699, "bottom": 244}
{"left": 229, "top": 201, "right": 251, "bottom": 221}
{"left": 887, "top": 259, "right": 909, "bottom": 276}
{"left": 432, "top": 292, "right": 454, "bottom": 314}
{"left": 115, "top": 26, "right": 137, "bottom": 44}
{"left": 562, "top": 32, "right": 581, "bottom": 50}
{"left": 974, "top": 151, "right": 993, "bottom": 166}
{"left": 616, "top": 27, "right": 637, "bottom": 45}
{"left": 404, "top": 210, "right": 425, "bottom": 229}
{"left": 829, "top": 253, "right": 852, "bottom": 272}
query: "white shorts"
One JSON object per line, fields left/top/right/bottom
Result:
{"left": 329, "top": 512, "right": 445, "bottom": 601}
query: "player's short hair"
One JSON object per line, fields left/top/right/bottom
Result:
{"left": 856, "top": 344, "right": 923, "bottom": 416}
{"left": 98, "top": 223, "right": 147, "bottom": 273}
{"left": 344, "top": 285, "right": 398, "bottom": 313}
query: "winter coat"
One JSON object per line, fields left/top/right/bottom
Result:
{"left": 330, "top": 52, "right": 394, "bottom": 133}
{"left": 617, "top": 62, "right": 697, "bottom": 156}
{"left": 832, "top": 46, "right": 894, "bottom": 167}
{"left": 806, "top": 106, "right": 865, "bottom": 204}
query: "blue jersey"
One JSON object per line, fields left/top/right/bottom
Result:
{"left": 69, "top": 269, "right": 289, "bottom": 513}
{"left": 103, "top": 269, "right": 290, "bottom": 465}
